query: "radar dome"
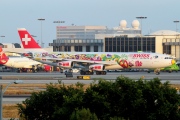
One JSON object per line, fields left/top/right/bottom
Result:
{"left": 120, "top": 20, "right": 127, "bottom": 29}
{"left": 132, "top": 20, "right": 140, "bottom": 29}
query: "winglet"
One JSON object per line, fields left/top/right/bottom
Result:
{"left": 17, "top": 28, "right": 41, "bottom": 49}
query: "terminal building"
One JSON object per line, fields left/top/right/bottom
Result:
{"left": 49, "top": 20, "right": 141, "bottom": 52}
{"left": 104, "top": 36, "right": 155, "bottom": 52}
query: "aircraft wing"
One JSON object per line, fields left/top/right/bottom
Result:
{"left": 32, "top": 56, "right": 117, "bottom": 65}
{"left": 4, "top": 51, "right": 24, "bottom": 53}
{"left": 4, "top": 51, "right": 32, "bottom": 57}
{"left": 62, "top": 59, "right": 117, "bottom": 65}
{"left": 32, "top": 57, "right": 63, "bottom": 61}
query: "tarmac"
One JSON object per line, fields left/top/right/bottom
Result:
{"left": 0, "top": 71, "right": 180, "bottom": 82}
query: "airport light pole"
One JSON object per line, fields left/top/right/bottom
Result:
{"left": 174, "top": 20, "right": 179, "bottom": 38}
{"left": 0, "top": 80, "right": 23, "bottom": 120}
{"left": 38, "top": 18, "right": 45, "bottom": 47}
{"left": 136, "top": 16, "right": 147, "bottom": 51}
{"left": 0, "top": 36, "right": 5, "bottom": 43}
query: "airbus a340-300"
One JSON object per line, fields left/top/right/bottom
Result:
{"left": 17, "top": 28, "right": 175, "bottom": 75}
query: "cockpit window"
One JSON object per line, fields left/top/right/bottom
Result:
{"left": 164, "top": 57, "right": 173, "bottom": 59}
{"left": 155, "top": 56, "right": 158, "bottom": 58}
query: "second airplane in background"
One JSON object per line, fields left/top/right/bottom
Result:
{"left": 0, "top": 47, "right": 51, "bottom": 73}
{"left": 17, "top": 28, "right": 175, "bottom": 75}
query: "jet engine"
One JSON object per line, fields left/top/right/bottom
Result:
{"left": 22, "top": 52, "right": 33, "bottom": 58}
{"left": 36, "top": 64, "right": 51, "bottom": 72}
{"left": 43, "top": 64, "right": 52, "bottom": 72}
{"left": 89, "top": 64, "right": 105, "bottom": 71}
{"left": 57, "top": 61, "right": 73, "bottom": 68}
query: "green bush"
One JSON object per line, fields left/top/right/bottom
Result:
{"left": 70, "top": 108, "right": 98, "bottom": 120}
{"left": 17, "top": 77, "right": 180, "bottom": 120}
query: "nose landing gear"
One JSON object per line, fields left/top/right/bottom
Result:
{"left": 154, "top": 68, "right": 160, "bottom": 75}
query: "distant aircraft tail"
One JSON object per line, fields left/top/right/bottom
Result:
{"left": 18, "top": 28, "right": 41, "bottom": 49}
{"left": 0, "top": 46, "right": 9, "bottom": 64}
{"left": 17, "top": 28, "right": 49, "bottom": 60}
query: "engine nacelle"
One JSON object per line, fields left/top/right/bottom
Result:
{"left": 22, "top": 52, "right": 33, "bottom": 58}
{"left": 43, "top": 64, "right": 52, "bottom": 72}
{"left": 89, "top": 64, "right": 105, "bottom": 71}
{"left": 38, "top": 64, "right": 51, "bottom": 72}
{"left": 57, "top": 61, "right": 73, "bottom": 69}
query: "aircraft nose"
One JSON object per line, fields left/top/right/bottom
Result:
{"left": 171, "top": 59, "right": 176, "bottom": 65}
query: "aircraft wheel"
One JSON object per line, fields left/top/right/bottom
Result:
{"left": 32, "top": 69, "right": 37, "bottom": 73}
{"left": 96, "top": 71, "right": 99, "bottom": 75}
{"left": 80, "top": 71, "right": 85, "bottom": 75}
{"left": 156, "top": 72, "right": 160, "bottom": 75}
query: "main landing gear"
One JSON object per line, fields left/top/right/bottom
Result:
{"left": 80, "top": 70, "right": 107, "bottom": 75}
{"left": 17, "top": 68, "right": 24, "bottom": 73}
{"left": 17, "top": 68, "right": 32, "bottom": 73}
{"left": 17, "top": 67, "right": 38, "bottom": 73}
{"left": 80, "top": 70, "right": 94, "bottom": 75}
{"left": 31, "top": 65, "right": 37, "bottom": 73}
{"left": 95, "top": 71, "right": 107, "bottom": 75}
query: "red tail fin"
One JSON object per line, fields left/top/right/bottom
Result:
{"left": 0, "top": 46, "right": 9, "bottom": 64}
{"left": 17, "top": 28, "right": 41, "bottom": 49}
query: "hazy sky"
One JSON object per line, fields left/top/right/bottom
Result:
{"left": 0, "top": 0, "right": 180, "bottom": 47}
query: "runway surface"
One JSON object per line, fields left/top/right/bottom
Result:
{"left": 0, "top": 71, "right": 180, "bottom": 82}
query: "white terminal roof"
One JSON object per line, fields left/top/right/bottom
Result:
{"left": 149, "top": 30, "right": 180, "bottom": 36}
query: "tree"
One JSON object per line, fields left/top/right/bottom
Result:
{"left": 17, "top": 81, "right": 85, "bottom": 120}
{"left": 17, "top": 77, "right": 180, "bottom": 120}
{"left": 70, "top": 108, "right": 98, "bottom": 120}
{"left": 109, "top": 76, "right": 180, "bottom": 120}
{"left": 83, "top": 76, "right": 180, "bottom": 120}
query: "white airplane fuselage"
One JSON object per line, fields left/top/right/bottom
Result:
{"left": 27, "top": 51, "right": 174, "bottom": 70}
{"left": 4, "top": 56, "right": 42, "bottom": 68}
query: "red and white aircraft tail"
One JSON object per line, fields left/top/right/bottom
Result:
{"left": 17, "top": 28, "right": 47, "bottom": 52}
{"left": 0, "top": 47, "right": 9, "bottom": 65}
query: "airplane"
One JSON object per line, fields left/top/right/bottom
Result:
{"left": 0, "top": 47, "right": 51, "bottom": 73}
{"left": 17, "top": 28, "right": 175, "bottom": 75}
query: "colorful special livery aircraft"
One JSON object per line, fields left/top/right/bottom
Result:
{"left": 0, "top": 47, "right": 51, "bottom": 73}
{"left": 18, "top": 28, "right": 175, "bottom": 75}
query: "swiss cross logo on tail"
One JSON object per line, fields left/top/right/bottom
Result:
{"left": 22, "top": 34, "right": 31, "bottom": 45}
